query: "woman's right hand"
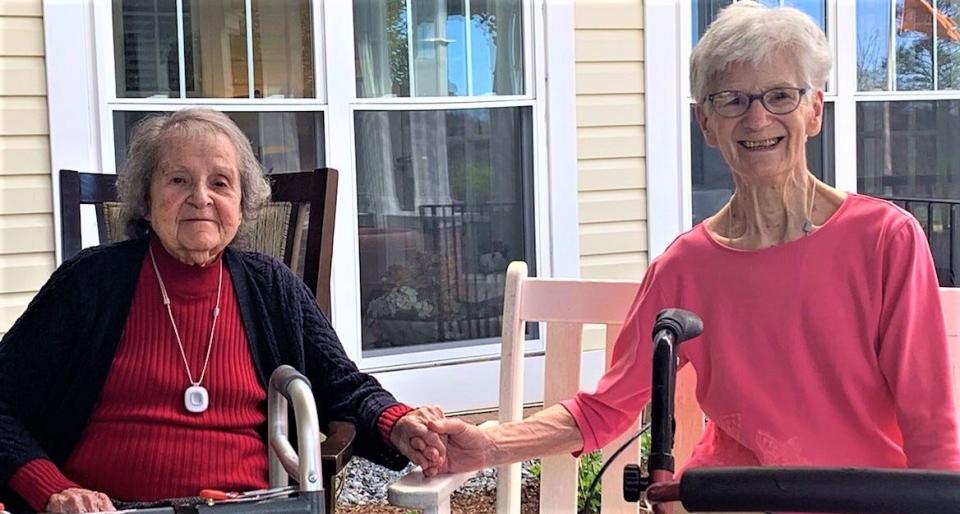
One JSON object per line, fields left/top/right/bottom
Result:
{"left": 45, "top": 488, "right": 115, "bottom": 513}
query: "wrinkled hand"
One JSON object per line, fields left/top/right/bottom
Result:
{"left": 46, "top": 488, "right": 115, "bottom": 513}
{"left": 427, "top": 418, "right": 494, "bottom": 474}
{"left": 391, "top": 405, "right": 448, "bottom": 476}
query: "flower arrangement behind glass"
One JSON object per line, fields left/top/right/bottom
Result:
{"left": 363, "top": 252, "right": 463, "bottom": 348}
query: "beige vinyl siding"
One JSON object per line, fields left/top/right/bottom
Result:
{"left": 574, "top": 0, "right": 647, "bottom": 281}
{"left": 574, "top": 1, "right": 646, "bottom": 350}
{"left": 0, "top": 0, "right": 53, "bottom": 333}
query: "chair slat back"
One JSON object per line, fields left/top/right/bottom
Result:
{"left": 495, "top": 261, "right": 704, "bottom": 514}
{"left": 58, "top": 168, "right": 338, "bottom": 318}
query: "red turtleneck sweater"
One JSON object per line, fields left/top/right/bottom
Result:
{"left": 9, "top": 239, "right": 411, "bottom": 511}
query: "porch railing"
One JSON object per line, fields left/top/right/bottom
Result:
{"left": 879, "top": 196, "right": 959, "bottom": 287}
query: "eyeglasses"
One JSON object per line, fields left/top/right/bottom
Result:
{"left": 705, "top": 87, "right": 807, "bottom": 118}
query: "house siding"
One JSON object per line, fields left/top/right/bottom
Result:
{"left": 0, "top": 0, "right": 54, "bottom": 333}
{"left": 574, "top": 0, "right": 647, "bottom": 281}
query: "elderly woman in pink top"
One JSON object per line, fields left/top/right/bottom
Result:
{"left": 429, "top": 1, "right": 960, "bottom": 477}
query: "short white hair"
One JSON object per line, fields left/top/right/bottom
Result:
{"left": 689, "top": 1, "right": 832, "bottom": 102}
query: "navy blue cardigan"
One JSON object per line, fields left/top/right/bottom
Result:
{"left": 0, "top": 239, "right": 408, "bottom": 498}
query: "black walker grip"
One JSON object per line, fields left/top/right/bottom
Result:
{"left": 269, "top": 364, "right": 313, "bottom": 403}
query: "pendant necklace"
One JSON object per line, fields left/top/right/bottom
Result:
{"left": 149, "top": 247, "right": 223, "bottom": 414}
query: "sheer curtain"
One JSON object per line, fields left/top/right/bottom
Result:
{"left": 355, "top": 0, "right": 401, "bottom": 218}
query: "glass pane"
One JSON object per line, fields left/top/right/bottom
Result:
{"left": 857, "top": 0, "right": 894, "bottom": 90}
{"left": 469, "top": 0, "right": 524, "bottom": 95}
{"left": 113, "top": 111, "right": 325, "bottom": 172}
{"left": 693, "top": 0, "right": 826, "bottom": 46}
{"left": 251, "top": 0, "right": 315, "bottom": 98}
{"left": 857, "top": 100, "right": 960, "bottom": 286}
{"left": 354, "top": 0, "right": 523, "bottom": 98}
{"left": 937, "top": 0, "right": 960, "bottom": 90}
{"left": 355, "top": 107, "right": 535, "bottom": 353}
{"left": 896, "top": 0, "right": 934, "bottom": 90}
{"left": 113, "top": 0, "right": 180, "bottom": 98}
{"left": 183, "top": 0, "right": 249, "bottom": 98}
{"left": 689, "top": 103, "right": 835, "bottom": 225}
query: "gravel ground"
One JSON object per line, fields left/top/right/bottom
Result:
{"left": 336, "top": 457, "right": 541, "bottom": 511}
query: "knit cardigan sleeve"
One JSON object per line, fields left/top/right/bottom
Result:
{"left": 0, "top": 257, "right": 82, "bottom": 483}
{"left": 290, "top": 275, "right": 410, "bottom": 470}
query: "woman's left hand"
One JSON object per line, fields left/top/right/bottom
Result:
{"left": 391, "top": 405, "right": 448, "bottom": 476}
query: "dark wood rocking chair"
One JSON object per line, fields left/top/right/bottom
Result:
{"left": 58, "top": 168, "right": 350, "bottom": 511}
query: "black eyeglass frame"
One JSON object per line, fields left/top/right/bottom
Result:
{"left": 704, "top": 87, "right": 808, "bottom": 118}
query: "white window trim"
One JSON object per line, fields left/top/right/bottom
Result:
{"left": 42, "top": 0, "right": 579, "bottom": 372}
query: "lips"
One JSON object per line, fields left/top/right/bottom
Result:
{"left": 739, "top": 137, "right": 784, "bottom": 149}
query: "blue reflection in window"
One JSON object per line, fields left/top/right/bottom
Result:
{"left": 693, "top": 0, "right": 826, "bottom": 46}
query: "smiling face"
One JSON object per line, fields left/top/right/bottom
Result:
{"left": 696, "top": 56, "right": 823, "bottom": 184}
{"left": 147, "top": 131, "right": 243, "bottom": 265}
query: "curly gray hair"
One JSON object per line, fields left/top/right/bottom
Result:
{"left": 116, "top": 107, "right": 271, "bottom": 242}
{"left": 690, "top": 1, "right": 832, "bottom": 103}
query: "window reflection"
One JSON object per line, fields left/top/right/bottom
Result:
{"left": 857, "top": 0, "right": 960, "bottom": 91}
{"left": 354, "top": 0, "right": 523, "bottom": 98}
{"left": 858, "top": 100, "right": 960, "bottom": 286}
{"left": 355, "top": 107, "right": 535, "bottom": 352}
{"left": 113, "top": 111, "right": 325, "bottom": 173}
{"left": 113, "top": 0, "right": 180, "bottom": 98}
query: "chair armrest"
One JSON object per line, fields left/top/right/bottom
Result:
{"left": 387, "top": 467, "right": 476, "bottom": 514}
{"left": 321, "top": 420, "right": 355, "bottom": 473}
{"left": 387, "top": 420, "right": 495, "bottom": 514}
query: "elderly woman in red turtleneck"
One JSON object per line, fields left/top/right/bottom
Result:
{"left": 0, "top": 108, "right": 445, "bottom": 514}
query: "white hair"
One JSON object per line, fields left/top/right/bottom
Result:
{"left": 689, "top": 1, "right": 832, "bottom": 102}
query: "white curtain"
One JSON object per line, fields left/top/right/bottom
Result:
{"left": 355, "top": 0, "right": 402, "bottom": 217}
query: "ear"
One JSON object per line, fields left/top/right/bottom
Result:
{"left": 805, "top": 89, "right": 824, "bottom": 137}
{"left": 696, "top": 103, "right": 719, "bottom": 148}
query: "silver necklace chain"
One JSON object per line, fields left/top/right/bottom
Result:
{"left": 148, "top": 247, "right": 223, "bottom": 388}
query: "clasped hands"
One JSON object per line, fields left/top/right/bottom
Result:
{"left": 390, "top": 406, "right": 490, "bottom": 477}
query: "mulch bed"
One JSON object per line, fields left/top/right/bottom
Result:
{"left": 336, "top": 481, "right": 541, "bottom": 514}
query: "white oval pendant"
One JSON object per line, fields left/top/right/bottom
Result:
{"left": 184, "top": 385, "right": 209, "bottom": 413}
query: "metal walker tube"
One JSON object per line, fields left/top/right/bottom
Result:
{"left": 268, "top": 365, "right": 324, "bottom": 494}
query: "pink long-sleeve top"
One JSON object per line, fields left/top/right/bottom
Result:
{"left": 561, "top": 194, "right": 960, "bottom": 470}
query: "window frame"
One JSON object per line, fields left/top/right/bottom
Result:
{"left": 43, "top": 0, "right": 579, "bottom": 369}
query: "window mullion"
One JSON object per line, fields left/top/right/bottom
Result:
{"left": 465, "top": 0, "right": 474, "bottom": 96}
{"left": 933, "top": 0, "right": 939, "bottom": 90}
{"left": 176, "top": 0, "right": 186, "bottom": 99}
{"left": 406, "top": 0, "right": 416, "bottom": 96}
{"left": 835, "top": 0, "right": 859, "bottom": 192}
{"left": 246, "top": 0, "right": 255, "bottom": 99}
{"left": 888, "top": 0, "right": 897, "bottom": 91}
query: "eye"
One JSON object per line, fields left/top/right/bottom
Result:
{"left": 170, "top": 176, "right": 187, "bottom": 185}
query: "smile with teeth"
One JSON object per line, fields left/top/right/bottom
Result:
{"left": 740, "top": 137, "right": 783, "bottom": 149}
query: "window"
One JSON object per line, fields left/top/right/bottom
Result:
{"left": 113, "top": 0, "right": 315, "bottom": 99}
{"left": 353, "top": 0, "right": 535, "bottom": 355}
{"left": 855, "top": 0, "right": 960, "bottom": 285}
{"left": 857, "top": 0, "right": 960, "bottom": 91}
{"left": 112, "top": 110, "right": 325, "bottom": 172}
{"left": 106, "top": 0, "right": 324, "bottom": 175}
{"left": 353, "top": 0, "right": 523, "bottom": 98}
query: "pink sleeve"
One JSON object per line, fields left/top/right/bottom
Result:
{"left": 561, "top": 264, "right": 666, "bottom": 455}
{"left": 877, "top": 218, "right": 960, "bottom": 470}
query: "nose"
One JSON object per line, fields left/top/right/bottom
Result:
{"left": 187, "top": 181, "right": 213, "bottom": 207}
{"left": 740, "top": 98, "right": 773, "bottom": 130}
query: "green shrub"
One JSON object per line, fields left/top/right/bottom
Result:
{"left": 527, "top": 429, "right": 652, "bottom": 514}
